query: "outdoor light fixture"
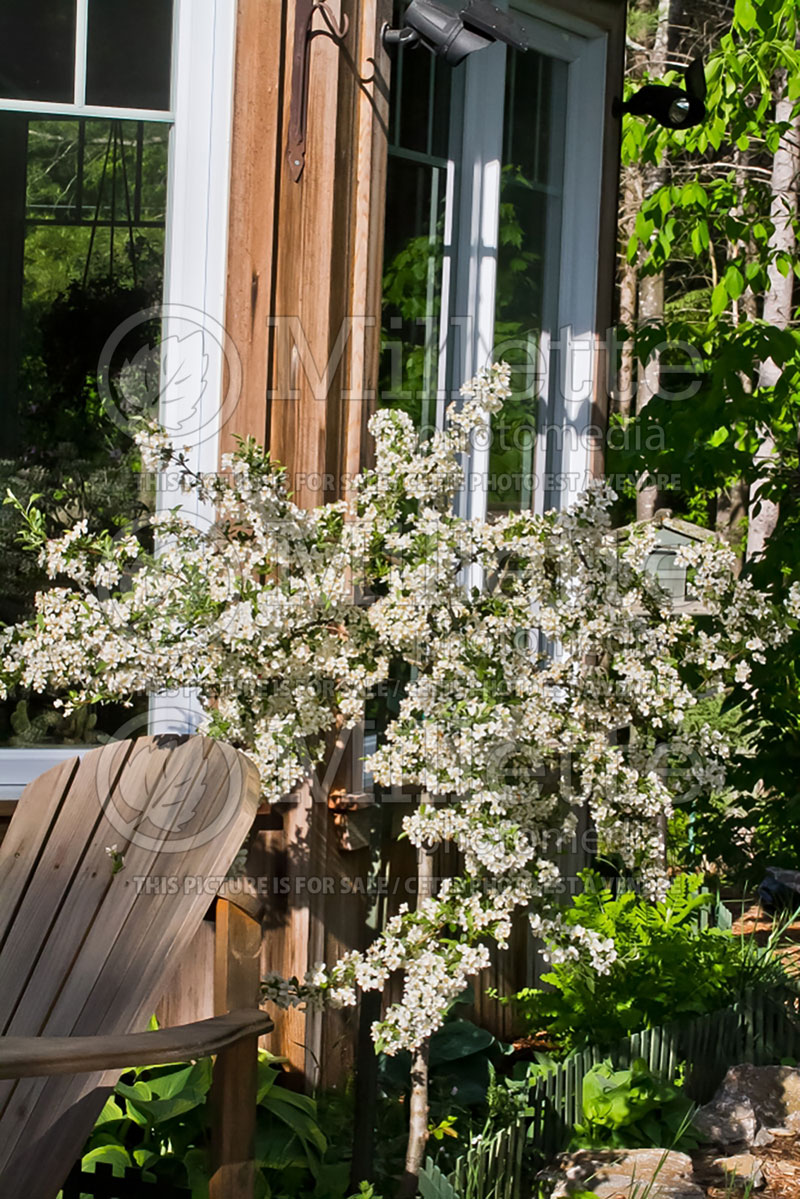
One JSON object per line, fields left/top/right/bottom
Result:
{"left": 382, "top": 0, "right": 528, "bottom": 67}
{"left": 616, "top": 56, "right": 707, "bottom": 130}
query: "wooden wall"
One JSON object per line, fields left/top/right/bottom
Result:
{"left": 220, "top": 0, "right": 391, "bottom": 500}
{"left": 159, "top": 0, "right": 627, "bottom": 1088}
{"left": 216, "top": 0, "right": 393, "bottom": 1085}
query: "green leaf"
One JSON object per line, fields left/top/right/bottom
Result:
{"left": 711, "top": 280, "right": 729, "bottom": 317}
{"left": 690, "top": 221, "right": 710, "bottom": 256}
{"left": 145, "top": 1060, "right": 213, "bottom": 1101}
{"left": 724, "top": 264, "right": 745, "bottom": 300}
{"left": 94, "top": 1096, "right": 125, "bottom": 1127}
{"left": 635, "top": 211, "right": 655, "bottom": 245}
{"left": 776, "top": 253, "right": 792, "bottom": 278}
{"left": 734, "top": 0, "right": 757, "bottom": 30}
{"left": 81, "top": 1145, "right": 132, "bottom": 1176}
{"left": 263, "top": 1089, "right": 328, "bottom": 1157}
{"left": 429, "top": 1020, "right": 495, "bottom": 1065}
{"left": 184, "top": 1147, "right": 211, "bottom": 1199}
{"left": 116, "top": 1071, "right": 208, "bottom": 1128}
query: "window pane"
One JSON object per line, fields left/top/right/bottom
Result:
{"left": 489, "top": 49, "right": 567, "bottom": 515}
{"left": 0, "top": 0, "right": 76, "bottom": 103}
{"left": 380, "top": 28, "right": 453, "bottom": 433}
{"left": 86, "top": 0, "right": 174, "bottom": 110}
{"left": 0, "top": 114, "right": 169, "bottom": 745}
{"left": 381, "top": 156, "right": 447, "bottom": 433}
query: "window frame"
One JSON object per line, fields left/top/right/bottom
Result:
{"left": 0, "top": 0, "right": 176, "bottom": 122}
{"left": 451, "top": 7, "right": 608, "bottom": 525}
{"left": 0, "top": 0, "right": 238, "bottom": 794}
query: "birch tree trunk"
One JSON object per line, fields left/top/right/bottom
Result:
{"left": 617, "top": 166, "right": 643, "bottom": 420}
{"left": 716, "top": 153, "right": 756, "bottom": 574}
{"left": 746, "top": 71, "right": 800, "bottom": 560}
{"left": 397, "top": 845, "right": 435, "bottom": 1199}
{"left": 636, "top": 0, "right": 673, "bottom": 520}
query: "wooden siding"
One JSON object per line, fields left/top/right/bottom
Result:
{"left": 217, "top": 0, "right": 394, "bottom": 1082}
{"left": 209, "top": 0, "right": 627, "bottom": 1086}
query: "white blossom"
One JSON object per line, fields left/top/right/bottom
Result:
{"left": 0, "top": 362, "right": 789, "bottom": 1053}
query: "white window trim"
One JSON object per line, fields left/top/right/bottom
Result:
{"left": 0, "top": 0, "right": 238, "bottom": 794}
{"left": 451, "top": 8, "right": 607, "bottom": 525}
{"left": 0, "top": 0, "right": 175, "bottom": 121}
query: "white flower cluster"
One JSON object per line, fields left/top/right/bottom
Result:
{"left": 0, "top": 362, "right": 789, "bottom": 1054}
{"left": 786, "top": 581, "right": 800, "bottom": 621}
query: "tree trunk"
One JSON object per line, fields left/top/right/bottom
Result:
{"left": 746, "top": 70, "right": 800, "bottom": 560}
{"left": 635, "top": 0, "right": 672, "bottom": 520}
{"left": 616, "top": 166, "right": 643, "bottom": 420}
{"left": 716, "top": 153, "right": 755, "bottom": 572}
{"left": 635, "top": 269, "right": 665, "bottom": 519}
{"left": 715, "top": 481, "right": 749, "bottom": 574}
{"left": 350, "top": 798, "right": 387, "bottom": 1189}
{"left": 397, "top": 1039, "right": 431, "bottom": 1198}
{"left": 397, "top": 844, "right": 436, "bottom": 1198}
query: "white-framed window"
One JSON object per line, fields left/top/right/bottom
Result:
{"left": 368, "top": 0, "right": 609, "bottom": 782}
{"left": 380, "top": 1, "right": 607, "bottom": 519}
{"left": 0, "top": 0, "right": 237, "bottom": 795}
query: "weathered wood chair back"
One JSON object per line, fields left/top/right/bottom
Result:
{"left": 0, "top": 734, "right": 261, "bottom": 1196}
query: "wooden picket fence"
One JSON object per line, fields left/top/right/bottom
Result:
{"left": 526, "top": 987, "right": 800, "bottom": 1159}
{"left": 422, "top": 987, "right": 800, "bottom": 1197}
{"left": 420, "top": 1121, "right": 527, "bottom": 1199}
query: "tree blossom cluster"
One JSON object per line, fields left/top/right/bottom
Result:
{"left": 0, "top": 363, "right": 793, "bottom": 1053}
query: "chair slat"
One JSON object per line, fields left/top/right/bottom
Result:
{"left": 0, "top": 739, "right": 165, "bottom": 1034}
{"left": 0, "top": 735, "right": 262, "bottom": 1198}
{"left": 0, "top": 754, "right": 84, "bottom": 947}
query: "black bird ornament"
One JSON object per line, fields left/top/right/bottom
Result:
{"left": 615, "top": 56, "right": 707, "bottom": 129}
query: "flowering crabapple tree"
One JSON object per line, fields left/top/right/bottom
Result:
{"left": 1, "top": 363, "right": 793, "bottom": 1185}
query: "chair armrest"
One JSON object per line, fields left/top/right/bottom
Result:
{"left": 0, "top": 1008, "right": 272, "bottom": 1079}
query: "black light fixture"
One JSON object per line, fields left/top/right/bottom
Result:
{"left": 382, "top": 0, "right": 528, "bottom": 67}
{"left": 616, "top": 56, "right": 707, "bottom": 130}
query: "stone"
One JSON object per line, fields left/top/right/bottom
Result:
{"left": 693, "top": 1095, "right": 758, "bottom": 1146}
{"left": 695, "top": 1064, "right": 800, "bottom": 1146}
{"left": 712, "top": 1153, "right": 766, "bottom": 1190}
{"left": 548, "top": 1148, "right": 705, "bottom": 1198}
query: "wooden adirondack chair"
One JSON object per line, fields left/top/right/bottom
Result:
{"left": 0, "top": 733, "right": 273, "bottom": 1199}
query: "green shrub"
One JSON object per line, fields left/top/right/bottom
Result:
{"left": 75, "top": 1047, "right": 352, "bottom": 1199}
{"left": 572, "top": 1059, "right": 700, "bottom": 1151}
{"left": 510, "top": 871, "right": 795, "bottom": 1051}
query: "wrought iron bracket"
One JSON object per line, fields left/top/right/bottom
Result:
{"left": 286, "top": 0, "right": 350, "bottom": 182}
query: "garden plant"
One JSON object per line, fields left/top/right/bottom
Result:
{"left": 3, "top": 362, "right": 798, "bottom": 1190}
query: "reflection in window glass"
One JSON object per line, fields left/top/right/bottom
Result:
{"left": 489, "top": 49, "right": 566, "bottom": 515}
{"left": 0, "top": 115, "right": 169, "bottom": 746}
{"left": 87, "top": 0, "right": 174, "bottom": 111}
{"left": 382, "top": 157, "right": 447, "bottom": 433}
{"left": 0, "top": 0, "right": 76, "bottom": 104}
{"left": 380, "top": 34, "right": 452, "bottom": 434}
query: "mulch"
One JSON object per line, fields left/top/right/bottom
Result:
{"left": 728, "top": 901, "right": 800, "bottom": 971}
{"left": 690, "top": 1137, "right": 800, "bottom": 1198}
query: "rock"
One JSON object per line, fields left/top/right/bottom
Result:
{"left": 695, "top": 1064, "right": 800, "bottom": 1146}
{"left": 694, "top": 1095, "right": 757, "bottom": 1146}
{"left": 548, "top": 1148, "right": 705, "bottom": 1198}
{"left": 758, "top": 866, "right": 800, "bottom": 912}
{"left": 712, "top": 1153, "right": 766, "bottom": 1190}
